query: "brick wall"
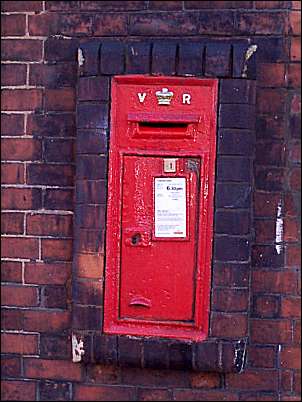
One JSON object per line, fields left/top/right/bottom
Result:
{"left": 1, "top": 1, "right": 301, "bottom": 401}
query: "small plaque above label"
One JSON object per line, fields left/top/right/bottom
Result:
{"left": 163, "top": 158, "right": 177, "bottom": 173}
{"left": 154, "top": 177, "right": 186, "bottom": 238}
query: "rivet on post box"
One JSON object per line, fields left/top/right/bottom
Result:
{"left": 104, "top": 76, "right": 218, "bottom": 341}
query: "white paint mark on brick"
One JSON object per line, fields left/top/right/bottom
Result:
{"left": 275, "top": 199, "right": 283, "bottom": 255}
{"left": 72, "top": 334, "right": 85, "bottom": 363}
{"left": 242, "top": 44, "right": 258, "bottom": 78}
{"left": 78, "top": 48, "right": 85, "bottom": 67}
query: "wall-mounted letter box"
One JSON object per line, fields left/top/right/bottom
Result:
{"left": 104, "top": 76, "right": 218, "bottom": 341}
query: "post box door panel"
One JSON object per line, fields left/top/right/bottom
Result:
{"left": 119, "top": 155, "right": 201, "bottom": 322}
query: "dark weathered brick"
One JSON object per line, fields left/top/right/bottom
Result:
{"left": 143, "top": 340, "right": 169, "bottom": 369}
{"left": 39, "top": 381, "right": 71, "bottom": 401}
{"left": 168, "top": 342, "right": 193, "bottom": 370}
{"left": 118, "top": 337, "right": 142, "bottom": 367}
{"left": 75, "top": 205, "right": 105, "bottom": 229}
{"left": 254, "top": 167, "right": 285, "bottom": 191}
{"left": 78, "top": 76, "right": 109, "bottom": 102}
{"left": 100, "top": 42, "right": 125, "bottom": 75}
{"left": 151, "top": 42, "right": 177, "bottom": 75}
{"left": 75, "top": 228, "right": 104, "bottom": 253}
{"left": 218, "top": 129, "right": 255, "bottom": 156}
{"left": 94, "top": 335, "right": 118, "bottom": 365}
{"left": 205, "top": 43, "right": 231, "bottom": 77}
{"left": 77, "top": 129, "right": 107, "bottom": 154}
{"left": 215, "top": 183, "right": 251, "bottom": 208}
{"left": 40, "top": 335, "right": 71, "bottom": 360}
{"left": 72, "top": 305, "right": 102, "bottom": 330}
{"left": 215, "top": 210, "right": 250, "bottom": 235}
{"left": 76, "top": 155, "right": 107, "bottom": 180}
{"left": 93, "top": 14, "right": 127, "bottom": 36}
{"left": 199, "top": 11, "right": 235, "bottom": 35}
{"left": 27, "top": 164, "right": 74, "bottom": 186}
{"left": 178, "top": 42, "right": 204, "bottom": 76}
{"left": 80, "top": 1, "right": 147, "bottom": 10}
{"left": 194, "top": 342, "right": 219, "bottom": 372}
{"left": 42, "top": 286, "right": 67, "bottom": 309}
{"left": 45, "top": 38, "right": 78, "bottom": 62}
{"left": 212, "top": 288, "right": 249, "bottom": 312}
{"left": 255, "top": 141, "right": 286, "bottom": 167}
{"left": 220, "top": 79, "right": 256, "bottom": 104}
{"left": 77, "top": 103, "right": 108, "bottom": 129}
{"left": 78, "top": 41, "right": 100, "bottom": 76}
{"left": 28, "top": 113, "right": 76, "bottom": 138}
{"left": 73, "top": 280, "right": 103, "bottom": 305}
{"left": 252, "top": 245, "right": 284, "bottom": 268}
{"left": 214, "top": 236, "right": 250, "bottom": 262}
{"left": 29, "top": 63, "right": 77, "bottom": 88}
{"left": 219, "top": 104, "right": 255, "bottom": 129}
{"left": 1, "top": 64, "right": 27, "bottom": 86}
{"left": 212, "top": 262, "right": 250, "bottom": 288}
{"left": 76, "top": 180, "right": 106, "bottom": 204}
{"left": 217, "top": 157, "right": 251, "bottom": 182}
{"left": 44, "top": 139, "right": 74, "bottom": 163}
{"left": 126, "top": 42, "right": 151, "bottom": 74}
{"left": 237, "top": 12, "right": 287, "bottom": 35}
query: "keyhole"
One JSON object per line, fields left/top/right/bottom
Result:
{"left": 131, "top": 233, "right": 141, "bottom": 245}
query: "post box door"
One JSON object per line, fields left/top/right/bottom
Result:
{"left": 119, "top": 155, "right": 201, "bottom": 322}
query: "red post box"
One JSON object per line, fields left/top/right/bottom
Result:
{"left": 104, "top": 76, "right": 218, "bottom": 341}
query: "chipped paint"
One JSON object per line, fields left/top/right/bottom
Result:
{"left": 242, "top": 44, "right": 257, "bottom": 78}
{"left": 234, "top": 339, "right": 247, "bottom": 373}
{"left": 78, "top": 48, "right": 85, "bottom": 67}
{"left": 275, "top": 199, "right": 283, "bottom": 255}
{"left": 72, "top": 334, "right": 85, "bottom": 363}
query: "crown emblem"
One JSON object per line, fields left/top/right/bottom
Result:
{"left": 155, "top": 88, "right": 174, "bottom": 105}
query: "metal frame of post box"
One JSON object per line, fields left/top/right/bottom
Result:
{"left": 103, "top": 75, "right": 218, "bottom": 341}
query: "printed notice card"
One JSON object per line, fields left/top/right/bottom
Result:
{"left": 154, "top": 177, "right": 186, "bottom": 238}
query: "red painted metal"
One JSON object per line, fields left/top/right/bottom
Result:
{"left": 103, "top": 76, "right": 218, "bottom": 341}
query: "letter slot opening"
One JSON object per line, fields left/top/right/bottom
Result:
{"left": 134, "top": 121, "right": 192, "bottom": 139}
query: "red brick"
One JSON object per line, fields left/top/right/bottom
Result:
{"left": 190, "top": 372, "right": 221, "bottom": 388}
{"left": 44, "top": 188, "right": 74, "bottom": 211}
{"left": 289, "top": 142, "right": 301, "bottom": 163}
{"left": 23, "top": 310, "right": 70, "bottom": 332}
{"left": 28, "top": 13, "right": 59, "bottom": 36}
{"left": 211, "top": 313, "right": 248, "bottom": 337}
{"left": 286, "top": 244, "right": 301, "bottom": 267}
{"left": 1, "top": 113, "right": 24, "bottom": 135}
{"left": 289, "top": 167, "right": 301, "bottom": 191}
{"left": 284, "top": 192, "right": 299, "bottom": 216}
{"left": 256, "top": 114, "right": 286, "bottom": 140}
{"left": 254, "top": 1, "right": 290, "bottom": 8}
{"left": 255, "top": 141, "right": 286, "bottom": 166}
{"left": 137, "top": 388, "right": 172, "bottom": 401}
{"left": 281, "top": 369, "right": 293, "bottom": 392}
{"left": 24, "top": 262, "right": 71, "bottom": 285}
{"left": 60, "top": 13, "right": 92, "bottom": 35}
{"left": 29, "top": 63, "right": 77, "bottom": 88}
{"left": 288, "top": 64, "right": 301, "bottom": 88}
{"left": 79, "top": 1, "right": 147, "bottom": 11}
{"left": 293, "top": 371, "right": 301, "bottom": 393}
{"left": 1, "top": 1, "right": 43, "bottom": 11}
{"left": 253, "top": 295, "right": 279, "bottom": 318}
{"left": 252, "top": 271, "right": 299, "bottom": 294}
{"left": 281, "top": 297, "right": 301, "bottom": 317}
{"left": 2, "top": 138, "right": 41, "bottom": 161}
{"left": 237, "top": 394, "right": 278, "bottom": 401}
{"left": 284, "top": 217, "right": 300, "bottom": 241}
{"left": 291, "top": 37, "right": 301, "bottom": 61}
{"left": 2, "top": 89, "right": 43, "bottom": 111}
{"left": 251, "top": 319, "right": 292, "bottom": 343}
{"left": 258, "top": 63, "right": 285, "bottom": 87}
{"left": 1, "top": 261, "right": 22, "bottom": 283}
{"left": 248, "top": 346, "right": 277, "bottom": 368}
{"left": 292, "top": 1, "right": 301, "bottom": 9}
{"left": 45, "top": 88, "right": 75, "bottom": 111}
{"left": 76, "top": 253, "right": 104, "bottom": 279}
{"left": 254, "top": 192, "right": 281, "bottom": 217}
{"left": 291, "top": 94, "right": 301, "bottom": 113}
{"left": 280, "top": 346, "right": 301, "bottom": 369}
{"left": 1, "top": 285, "right": 38, "bottom": 307}
{"left": 281, "top": 397, "right": 302, "bottom": 401}
{"left": 289, "top": 10, "right": 301, "bottom": 35}
{"left": 1, "top": 333, "right": 38, "bottom": 355}
{"left": 1, "top": 212, "right": 24, "bottom": 234}
{"left": 27, "top": 213, "right": 73, "bottom": 237}
{"left": 212, "top": 288, "right": 249, "bottom": 312}
{"left": 1, "top": 309, "right": 24, "bottom": 330}
{"left": 1, "top": 64, "right": 27, "bottom": 86}
{"left": 27, "top": 164, "right": 74, "bottom": 186}
{"left": 185, "top": 1, "right": 252, "bottom": 8}
{"left": 93, "top": 14, "right": 127, "bottom": 35}
{"left": 254, "top": 219, "right": 275, "bottom": 243}
{"left": 86, "top": 365, "right": 121, "bottom": 384}
{"left": 257, "top": 89, "right": 286, "bottom": 114}
{"left": 24, "top": 358, "right": 82, "bottom": 381}
{"left": 173, "top": 389, "right": 239, "bottom": 401}
{"left": 1, "top": 14, "right": 26, "bottom": 36}
{"left": 1, "top": 188, "right": 42, "bottom": 210}
{"left": 237, "top": 12, "right": 287, "bottom": 35}
{"left": 149, "top": 1, "right": 183, "bottom": 10}
{"left": 42, "top": 285, "right": 67, "bottom": 309}
{"left": 1, "top": 164, "right": 24, "bottom": 184}
{"left": 2, "top": 237, "right": 39, "bottom": 259}
{"left": 293, "top": 320, "right": 301, "bottom": 344}
{"left": 1, "top": 380, "right": 36, "bottom": 401}
{"left": 2, "top": 40, "right": 43, "bottom": 61}
{"left": 227, "top": 369, "right": 278, "bottom": 391}
{"left": 1, "top": 356, "right": 21, "bottom": 377}
{"left": 74, "top": 384, "right": 136, "bottom": 401}
{"left": 42, "top": 239, "right": 73, "bottom": 261}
